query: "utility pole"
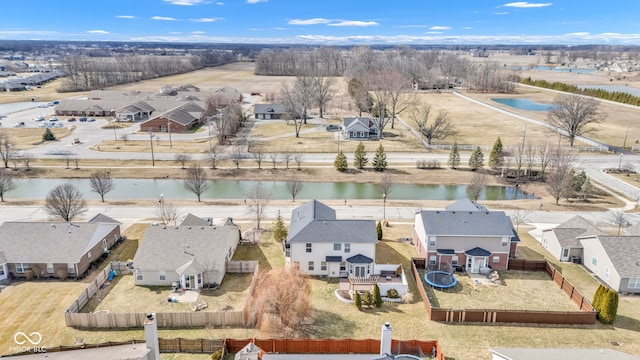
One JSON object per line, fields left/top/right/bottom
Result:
{"left": 149, "top": 129, "right": 155, "bottom": 167}
{"left": 623, "top": 123, "right": 630, "bottom": 149}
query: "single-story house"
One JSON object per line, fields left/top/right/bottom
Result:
{"left": 254, "top": 103, "right": 288, "bottom": 120}
{"left": 343, "top": 117, "right": 380, "bottom": 140}
{"left": 490, "top": 347, "right": 640, "bottom": 360}
{"left": 540, "top": 216, "right": 603, "bottom": 262}
{"left": 139, "top": 102, "right": 204, "bottom": 133}
{"left": 0, "top": 215, "right": 122, "bottom": 280}
{"left": 579, "top": 235, "right": 640, "bottom": 293}
{"left": 413, "top": 199, "right": 519, "bottom": 273}
{"left": 133, "top": 223, "right": 240, "bottom": 290}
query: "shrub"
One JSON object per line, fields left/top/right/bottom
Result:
{"left": 373, "top": 284, "right": 382, "bottom": 308}
{"left": 387, "top": 288, "right": 399, "bottom": 298}
{"left": 592, "top": 284, "right": 606, "bottom": 312}
{"left": 401, "top": 292, "right": 414, "bottom": 304}
{"left": 354, "top": 291, "right": 362, "bottom": 311}
{"left": 56, "top": 268, "right": 69, "bottom": 280}
{"left": 363, "top": 290, "right": 372, "bottom": 307}
{"left": 211, "top": 349, "right": 223, "bottom": 360}
{"left": 376, "top": 221, "right": 383, "bottom": 240}
{"left": 599, "top": 289, "right": 619, "bottom": 324}
{"left": 24, "top": 269, "right": 34, "bottom": 281}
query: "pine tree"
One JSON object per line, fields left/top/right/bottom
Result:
{"left": 372, "top": 144, "right": 387, "bottom": 172}
{"left": 592, "top": 284, "right": 606, "bottom": 312}
{"left": 488, "top": 137, "right": 504, "bottom": 169}
{"left": 42, "top": 128, "right": 56, "bottom": 141}
{"left": 353, "top": 142, "right": 368, "bottom": 169}
{"left": 272, "top": 211, "right": 288, "bottom": 243}
{"left": 448, "top": 141, "right": 460, "bottom": 169}
{"left": 373, "top": 284, "right": 383, "bottom": 308}
{"left": 468, "top": 146, "right": 484, "bottom": 171}
{"left": 354, "top": 291, "right": 362, "bottom": 311}
{"left": 334, "top": 150, "right": 348, "bottom": 172}
{"left": 376, "top": 221, "right": 383, "bottom": 240}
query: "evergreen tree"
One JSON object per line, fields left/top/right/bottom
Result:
{"left": 488, "top": 137, "right": 504, "bottom": 169}
{"left": 353, "top": 142, "right": 368, "bottom": 169}
{"left": 373, "top": 284, "right": 383, "bottom": 308}
{"left": 42, "top": 128, "right": 56, "bottom": 141}
{"left": 592, "top": 284, "right": 606, "bottom": 312}
{"left": 354, "top": 291, "right": 362, "bottom": 311}
{"left": 363, "top": 290, "right": 373, "bottom": 307}
{"left": 376, "top": 221, "right": 383, "bottom": 240}
{"left": 448, "top": 141, "right": 460, "bottom": 169}
{"left": 372, "top": 144, "right": 387, "bottom": 172}
{"left": 599, "top": 288, "right": 619, "bottom": 324}
{"left": 272, "top": 211, "right": 288, "bottom": 243}
{"left": 468, "top": 146, "right": 484, "bottom": 171}
{"left": 334, "top": 150, "right": 348, "bottom": 172}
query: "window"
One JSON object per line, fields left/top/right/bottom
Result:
{"left": 562, "top": 248, "right": 569, "bottom": 258}
{"left": 321, "top": 262, "right": 327, "bottom": 271}
{"left": 67, "top": 263, "right": 76, "bottom": 274}
{"left": 306, "top": 243, "right": 312, "bottom": 253}
{"left": 604, "top": 267, "right": 610, "bottom": 279}
{"left": 452, "top": 256, "right": 459, "bottom": 266}
{"left": 344, "top": 243, "right": 351, "bottom": 253}
{"left": 197, "top": 274, "right": 202, "bottom": 284}
{"left": 137, "top": 275, "right": 143, "bottom": 280}
{"left": 591, "top": 257, "right": 598, "bottom": 266}
{"left": 629, "top": 278, "right": 640, "bottom": 289}
{"left": 47, "top": 263, "right": 54, "bottom": 274}
{"left": 493, "top": 256, "right": 500, "bottom": 263}
{"left": 16, "top": 263, "right": 29, "bottom": 273}
{"left": 308, "top": 261, "right": 314, "bottom": 271}
{"left": 429, "top": 256, "right": 437, "bottom": 266}
{"left": 360, "top": 131, "right": 365, "bottom": 137}
{"left": 501, "top": 238, "right": 508, "bottom": 247}
{"left": 159, "top": 270, "right": 166, "bottom": 281}
{"left": 333, "top": 243, "right": 341, "bottom": 251}
{"left": 428, "top": 236, "right": 436, "bottom": 246}
{"left": 340, "top": 262, "right": 346, "bottom": 271}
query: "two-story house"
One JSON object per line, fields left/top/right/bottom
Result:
{"left": 286, "top": 200, "right": 377, "bottom": 278}
{"left": 413, "top": 199, "right": 519, "bottom": 273}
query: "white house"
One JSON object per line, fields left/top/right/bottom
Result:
{"left": 133, "top": 224, "right": 240, "bottom": 290}
{"left": 540, "top": 216, "right": 603, "bottom": 262}
{"left": 579, "top": 235, "right": 640, "bottom": 293}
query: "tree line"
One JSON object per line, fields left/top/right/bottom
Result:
{"left": 521, "top": 77, "right": 640, "bottom": 106}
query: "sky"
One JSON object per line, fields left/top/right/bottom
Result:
{"left": 1, "top": 0, "right": 640, "bottom": 45}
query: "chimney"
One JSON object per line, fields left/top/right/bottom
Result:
{"left": 380, "top": 322, "right": 392, "bottom": 355}
{"left": 144, "top": 313, "right": 160, "bottom": 360}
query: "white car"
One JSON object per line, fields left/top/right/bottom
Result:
{"left": 52, "top": 123, "right": 64, "bottom": 128}
{"left": 38, "top": 123, "right": 50, "bottom": 128}
{"left": 48, "top": 117, "right": 58, "bottom": 122}
{"left": 33, "top": 116, "right": 45, "bottom": 122}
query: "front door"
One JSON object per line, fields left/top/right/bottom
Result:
{"left": 561, "top": 248, "right": 570, "bottom": 261}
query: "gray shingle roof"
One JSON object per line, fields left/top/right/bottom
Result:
{"left": 444, "top": 198, "right": 487, "bottom": 212}
{"left": 133, "top": 225, "right": 239, "bottom": 272}
{"left": 418, "top": 210, "right": 515, "bottom": 237}
{"left": 287, "top": 200, "right": 376, "bottom": 244}
{"left": 180, "top": 214, "right": 212, "bottom": 227}
{"left": 465, "top": 247, "right": 491, "bottom": 256}
{"left": 343, "top": 117, "right": 377, "bottom": 132}
{"left": 0, "top": 222, "right": 119, "bottom": 263}
{"left": 89, "top": 213, "right": 120, "bottom": 224}
{"left": 551, "top": 215, "right": 604, "bottom": 248}
{"left": 346, "top": 254, "right": 373, "bottom": 263}
{"left": 254, "top": 103, "right": 287, "bottom": 115}
{"left": 596, "top": 235, "right": 640, "bottom": 278}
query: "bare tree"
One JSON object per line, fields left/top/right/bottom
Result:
{"left": 537, "top": 142, "right": 553, "bottom": 179}
{"left": 0, "top": 168, "right": 16, "bottom": 202}
{"left": 546, "top": 166, "right": 573, "bottom": 205}
{"left": 269, "top": 153, "right": 279, "bottom": 169}
{"left": 158, "top": 197, "right": 179, "bottom": 226}
{"left": 119, "top": 133, "right": 129, "bottom": 145}
{"left": 280, "top": 77, "right": 315, "bottom": 136}
{"left": 294, "top": 153, "right": 303, "bottom": 170}
{"left": 363, "top": 69, "right": 406, "bottom": 137}
{"left": 45, "top": 183, "right": 87, "bottom": 222}
{"left": 174, "top": 153, "right": 192, "bottom": 169}
{"left": 231, "top": 146, "right": 243, "bottom": 168}
{"left": 206, "top": 146, "right": 220, "bottom": 169}
{"left": 511, "top": 209, "right": 529, "bottom": 232}
{"left": 348, "top": 77, "right": 372, "bottom": 116}
{"left": 253, "top": 147, "right": 265, "bottom": 169}
{"left": 311, "top": 76, "right": 335, "bottom": 118}
{"left": 411, "top": 106, "right": 455, "bottom": 146}
{"left": 282, "top": 153, "right": 293, "bottom": 169}
{"left": 245, "top": 182, "right": 272, "bottom": 230}
{"left": 89, "top": 170, "right": 114, "bottom": 202}
{"left": 547, "top": 95, "right": 605, "bottom": 147}
{"left": 377, "top": 172, "right": 393, "bottom": 199}
{"left": 467, "top": 172, "right": 488, "bottom": 201}
{"left": 610, "top": 210, "right": 629, "bottom": 235}
{"left": 0, "top": 131, "right": 16, "bottom": 168}
{"left": 184, "top": 162, "right": 209, "bottom": 202}
{"left": 10, "top": 153, "right": 21, "bottom": 170}
{"left": 286, "top": 176, "right": 304, "bottom": 202}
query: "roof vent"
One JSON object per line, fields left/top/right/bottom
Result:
{"left": 188, "top": 226, "right": 191, "bottom": 229}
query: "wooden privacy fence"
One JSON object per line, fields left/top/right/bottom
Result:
{"left": 226, "top": 260, "right": 258, "bottom": 273}
{"left": 412, "top": 258, "right": 596, "bottom": 325}
{"left": 226, "top": 338, "right": 444, "bottom": 360}
{"left": 65, "top": 310, "right": 244, "bottom": 328}
{"left": 66, "top": 263, "right": 113, "bottom": 313}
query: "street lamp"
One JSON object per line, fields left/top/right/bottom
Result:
{"left": 383, "top": 193, "right": 387, "bottom": 220}
{"left": 149, "top": 129, "right": 155, "bottom": 167}
{"left": 618, "top": 153, "right": 623, "bottom": 170}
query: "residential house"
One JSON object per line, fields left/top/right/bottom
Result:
{"left": 139, "top": 102, "right": 205, "bottom": 133}
{"left": 0, "top": 215, "right": 121, "bottom": 280}
{"left": 413, "top": 199, "right": 519, "bottom": 273}
{"left": 133, "top": 223, "right": 240, "bottom": 290}
{"left": 579, "top": 235, "right": 640, "bottom": 293}
{"left": 343, "top": 117, "right": 380, "bottom": 140}
{"left": 540, "top": 216, "right": 603, "bottom": 262}
{"left": 254, "top": 103, "right": 288, "bottom": 120}
{"left": 490, "top": 347, "right": 640, "bottom": 360}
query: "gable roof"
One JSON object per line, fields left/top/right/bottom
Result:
{"left": 89, "top": 213, "right": 120, "bottom": 224}
{"left": 550, "top": 216, "right": 604, "bottom": 249}
{"left": 133, "top": 225, "right": 239, "bottom": 272}
{"left": 0, "top": 222, "right": 119, "bottom": 264}
{"left": 590, "top": 235, "right": 640, "bottom": 278}
{"left": 180, "top": 213, "right": 212, "bottom": 227}
{"left": 445, "top": 198, "right": 487, "bottom": 212}
{"left": 343, "top": 117, "right": 378, "bottom": 132}
{"left": 287, "top": 200, "right": 376, "bottom": 244}
{"left": 254, "top": 103, "right": 287, "bottom": 115}
{"left": 418, "top": 210, "right": 515, "bottom": 237}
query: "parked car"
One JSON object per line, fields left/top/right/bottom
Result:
{"left": 38, "top": 123, "right": 50, "bottom": 128}
{"left": 48, "top": 117, "right": 58, "bottom": 122}
{"left": 87, "top": 117, "right": 96, "bottom": 122}
{"left": 33, "top": 116, "right": 45, "bottom": 122}
{"left": 78, "top": 117, "right": 87, "bottom": 122}
{"left": 38, "top": 104, "right": 48, "bottom": 108}
{"left": 0, "top": 114, "right": 6, "bottom": 119}
{"left": 14, "top": 122, "right": 25, "bottom": 128}
{"left": 326, "top": 124, "right": 342, "bottom": 132}
{"left": 68, "top": 117, "right": 76, "bottom": 122}
{"left": 52, "top": 123, "right": 64, "bottom": 128}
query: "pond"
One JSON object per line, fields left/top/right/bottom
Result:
{"left": 506, "top": 65, "right": 598, "bottom": 74}
{"left": 491, "top": 98, "right": 554, "bottom": 111}
{"left": 7, "top": 178, "right": 536, "bottom": 201}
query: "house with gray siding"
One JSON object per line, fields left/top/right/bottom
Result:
{"left": 579, "top": 235, "right": 640, "bottom": 293}
{"left": 254, "top": 103, "right": 288, "bottom": 120}
{"left": 413, "top": 199, "right": 519, "bottom": 273}
{"left": 540, "top": 216, "right": 603, "bottom": 262}
{"left": 343, "top": 117, "right": 379, "bottom": 140}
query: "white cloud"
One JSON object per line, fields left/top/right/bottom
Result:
{"left": 502, "top": 2, "right": 552, "bottom": 8}
{"left": 566, "top": 32, "right": 590, "bottom": 36}
{"left": 86, "top": 30, "right": 109, "bottom": 34}
{"left": 464, "top": 26, "right": 473, "bottom": 29}
{"left": 151, "top": 16, "right": 178, "bottom": 21}
{"left": 396, "top": 25, "right": 430, "bottom": 28}
{"left": 169, "top": 32, "right": 183, "bottom": 34}
{"left": 191, "top": 31, "right": 205, "bottom": 35}
{"left": 426, "top": 32, "right": 443, "bottom": 34}
{"left": 216, "top": 1, "right": 224, "bottom": 4}
{"left": 288, "top": 18, "right": 331, "bottom": 25}
{"left": 429, "top": 26, "right": 451, "bottom": 31}
{"left": 246, "top": 0, "right": 267, "bottom": 3}
{"left": 116, "top": 15, "right": 136, "bottom": 19}
{"left": 328, "top": 20, "right": 378, "bottom": 27}
{"left": 163, "top": 0, "right": 207, "bottom": 5}
{"left": 190, "top": 17, "right": 222, "bottom": 22}
{"left": 495, "top": 12, "right": 509, "bottom": 15}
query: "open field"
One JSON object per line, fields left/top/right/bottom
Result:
{"left": 0, "top": 78, "right": 87, "bottom": 105}
{"left": 0, "top": 127, "right": 72, "bottom": 150}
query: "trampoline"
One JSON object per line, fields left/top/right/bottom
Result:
{"left": 424, "top": 271, "right": 457, "bottom": 289}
